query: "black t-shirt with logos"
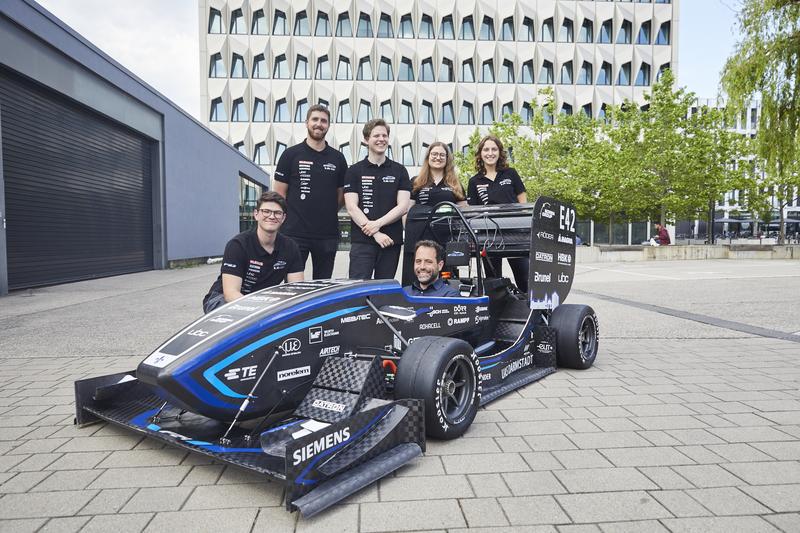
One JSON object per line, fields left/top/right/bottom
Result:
{"left": 467, "top": 168, "right": 526, "bottom": 205}
{"left": 410, "top": 178, "right": 465, "bottom": 206}
{"left": 207, "top": 230, "right": 303, "bottom": 296}
{"left": 344, "top": 157, "right": 411, "bottom": 245}
{"left": 274, "top": 141, "right": 347, "bottom": 239}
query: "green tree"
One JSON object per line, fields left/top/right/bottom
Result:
{"left": 722, "top": 0, "right": 800, "bottom": 243}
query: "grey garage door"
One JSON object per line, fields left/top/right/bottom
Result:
{"left": 0, "top": 67, "right": 154, "bottom": 290}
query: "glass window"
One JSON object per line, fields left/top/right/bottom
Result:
{"left": 230, "top": 8, "right": 245, "bottom": 34}
{"left": 358, "top": 143, "right": 368, "bottom": 160}
{"left": 578, "top": 19, "right": 593, "bottom": 43}
{"left": 635, "top": 63, "right": 651, "bottom": 86}
{"left": 420, "top": 14, "right": 434, "bottom": 38}
{"left": 401, "top": 144, "right": 415, "bottom": 166}
{"left": 420, "top": 100, "right": 435, "bottom": 124}
{"left": 559, "top": 18, "right": 573, "bottom": 42}
{"left": 275, "top": 142, "right": 287, "bottom": 161}
{"left": 460, "top": 59, "right": 475, "bottom": 82}
{"left": 253, "top": 54, "right": 267, "bottom": 78}
{"left": 399, "top": 14, "right": 413, "bottom": 38}
{"left": 295, "top": 99, "right": 309, "bottom": 122}
{"left": 378, "top": 13, "right": 393, "bottom": 38}
{"left": 539, "top": 60, "right": 554, "bottom": 84}
{"left": 460, "top": 15, "right": 475, "bottom": 39}
{"left": 319, "top": 97, "right": 328, "bottom": 107}
{"left": 340, "top": 143, "right": 352, "bottom": 165}
{"left": 543, "top": 108, "right": 554, "bottom": 125}
{"left": 357, "top": 12, "right": 373, "bottom": 37}
{"left": 459, "top": 101, "right": 475, "bottom": 124}
{"left": 273, "top": 10, "right": 288, "bottom": 35}
{"left": 578, "top": 61, "right": 592, "bottom": 85}
{"left": 231, "top": 53, "right": 247, "bottom": 78}
{"left": 316, "top": 12, "right": 330, "bottom": 36}
{"left": 481, "top": 59, "right": 494, "bottom": 82}
{"left": 295, "top": 55, "right": 309, "bottom": 79}
{"left": 336, "top": 13, "right": 352, "bottom": 37}
{"left": 294, "top": 10, "right": 310, "bottom": 35}
{"left": 618, "top": 20, "right": 632, "bottom": 44}
{"left": 357, "top": 56, "right": 373, "bottom": 80}
{"left": 380, "top": 100, "right": 394, "bottom": 122}
{"left": 208, "top": 8, "right": 223, "bottom": 34}
{"left": 251, "top": 9, "right": 266, "bottom": 35}
{"left": 521, "top": 102, "right": 533, "bottom": 122}
{"left": 336, "top": 55, "right": 352, "bottom": 80}
{"left": 209, "top": 53, "right": 225, "bottom": 77}
{"left": 598, "top": 61, "right": 612, "bottom": 84}
{"left": 357, "top": 99, "right": 372, "bottom": 122}
{"left": 656, "top": 22, "right": 670, "bottom": 45}
{"left": 316, "top": 55, "right": 331, "bottom": 79}
{"left": 599, "top": 19, "right": 612, "bottom": 43}
{"left": 441, "top": 15, "right": 455, "bottom": 39}
{"left": 502, "top": 102, "right": 513, "bottom": 117}
{"left": 274, "top": 98, "right": 289, "bottom": 121}
{"left": 420, "top": 58, "right": 435, "bottom": 81}
{"left": 582, "top": 104, "right": 592, "bottom": 117}
{"left": 440, "top": 101, "right": 455, "bottom": 124}
{"left": 617, "top": 62, "right": 632, "bottom": 85}
{"left": 439, "top": 58, "right": 454, "bottom": 82}
{"left": 253, "top": 98, "right": 267, "bottom": 122}
{"left": 378, "top": 56, "right": 393, "bottom": 80}
{"left": 399, "top": 100, "right": 414, "bottom": 123}
{"left": 520, "top": 59, "right": 533, "bottom": 83}
{"left": 637, "top": 21, "right": 651, "bottom": 44}
{"left": 254, "top": 142, "right": 268, "bottom": 165}
{"left": 501, "top": 17, "right": 514, "bottom": 40}
{"left": 500, "top": 59, "right": 514, "bottom": 83}
{"left": 657, "top": 62, "right": 670, "bottom": 81}
{"left": 399, "top": 57, "right": 414, "bottom": 81}
{"left": 542, "top": 18, "right": 554, "bottom": 42}
{"left": 210, "top": 97, "right": 225, "bottom": 121}
{"left": 480, "top": 16, "right": 495, "bottom": 40}
{"left": 522, "top": 17, "right": 534, "bottom": 41}
{"left": 561, "top": 103, "right": 573, "bottom": 116}
{"left": 480, "top": 102, "right": 495, "bottom": 124}
{"left": 338, "top": 99, "right": 353, "bottom": 122}
{"left": 655, "top": 0, "right": 671, "bottom": 3}
{"left": 560, "top": 61, "right": 573, "bottom": 84}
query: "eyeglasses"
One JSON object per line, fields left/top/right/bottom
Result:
{"left": 257, "top": 208, "right": 285, "bottom": 219}
{"left": 429, "top": 152, "right": 448, "bottom": 160}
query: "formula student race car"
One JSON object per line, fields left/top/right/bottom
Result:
{"left": 74, "top": 196, "right": 598, "bottom": 517}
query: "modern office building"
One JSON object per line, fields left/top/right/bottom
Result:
{"left": 0, "top": 0, "right": 270, "bottom": 295}
{"left": 200, "top": 0, "right": 679, "bottom": 182}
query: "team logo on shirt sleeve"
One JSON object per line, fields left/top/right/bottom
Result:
{"left": 274, "top": 260, "right": 287, "bottom": 270}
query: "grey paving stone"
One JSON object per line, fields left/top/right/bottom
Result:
{"left": 426, "top": 437, "right": 501, "bottom": 455}
{"left": 79, "top": 512, "right": 153, "bottom": 533}
{"left": 705, "top": 443, "right": 774, "bottom": 463}
{"left": 394, "top": 455, "right": 445, "bottom": 477}
{"left": 97, "top": 449, "right": 187, "bottom": 468}
{"left": 763, "top": 513, "right": 800, "bottom": 532}
{"left": 588, "top": 418, "right": 642, "bottom": 432}
{"left": 741, "top": 484, "right": 800, "bottom": 513}
{"left": 557, "top": 490, "right": 671, "bottom": 523}
{"left": 502, "top": 408, "right": 569, "bottom": 422}
{"left": 88, "top": 466, "right": 191, "bottom": 489}
{"left": 55, "top": 435, "right": 142, "bottom": 453}
{"left": 751, "top": 440, "right": 800, "bottom": 460}
{"left": 0, "top": 518, "right": 47, "bottom": 532}
{"left": 182, "top": 482, "right": 282, "bottom": 509}
{"left": 251, "top": 506, "right": 297, "bottom": 532}
{"left": 660, "top": 516, "right": 779, "bottom": 533}
{"left": 598, "top": 520, "right": 669, "bottom": 533}
{"left": 121, "top": 486, "right": 194, "bottom": 513}
{"left": 0, "top": 454, "right": 28, "bottom": 472}
{"left": 554, "top": 467, "right": 658, "bottom": 493}
{"left": 567, "top": 432, "right": 653, "bottom": 450}
{"left": 0, "top": 471, "right": 51, "bottom": 493}
{"left": 467, "top": 473, "right": 512, "bottom": 497}
{"left": 553, "top": 450, "right": 614, "bottom": 469}
{"left": 214, "top": 465, "right": 270, "bottom": 484}
{"left": 672, "top": 464, "right": 745, "bottom": 488}
{"left": 638, "top": 467, "right": 695, "bottom": 490}
{"left": 144, "top": 508, "right": 257, "bottom": 533}
{"left": 723, "top": 461, "right": 800, "bottom": 485}
{"left": 178, "top": 465, "right": 224, "bottom": 486}
{"left": 498, "top": 421, "right": 574, "bottom": 436}
{"left": 674, "top": 445, "right": 726, "bottom": 464}
{"left": 77, "top": 488, "right": 137, "bottom": 515}
{"left": 38, "top": 516, "right": 91, "bottom": 533}
{"left": 449, "top": 527, "right": 557, "bottom": 533}
{"left": 637, "top": 431, "right": 682, "bottom": 446}
{"left": 685, "top": 486, "right": 771, "bottom": 516}
{"left": 360, "top": 500, "right": 467, "bottom": 532}
{"left": 524, "top": 435, "right": 579, "bottom": 452}
{"left": 460, "top": 498, "right": 510, "bottom": 527}
{"left": 45, "top": 452, "right": 109, "bottom": 471}
{"left": 600, "top": 446, "right": 695, "bottom": 467}
{"left": 498, "top": 495, "right": 570, "bottom": 526}
{"left": 648, "top": 489, "right": 712, "bottom": 517}
{"left": 632, "top": 416, "right": 708, "bottom": 431}
{"left": 666, "top": 429, "right": 727, "bottom": 446}
{"left": 495, "top": 436, "right": 532, "bottom": 453}
{"left": 7, "top": 438, "right": 70, "bottom": 455}
{"left": 557, "top": 525, "right": 602, "bottom": 533}
{"left": 442, "top": 453, "right": 530, "bottom": 474}
{"left": 709, "top": 426, "right": 796, "bottom": 443}
{"left": 31, "top": 469, "right": 102, "bottom": 491}
{"left": 9, "top": 453, "right": 61, "bottom": 472}
{"left": 379, "top": 474, "right": 473, "bottom": 501}
{"left": 502, "top": 471, "right": 566, "bottom": 496}
{"left": 0, "top": 489, "right": 97, "bottom": 519}
{"left": 294, "top": 503, "right": 359, "bottom": 532}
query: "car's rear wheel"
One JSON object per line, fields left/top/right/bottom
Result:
{"left": 394, "top": 337, "right": 480, "bottom": 439}
{"left": 550, "top": 304, "right": 599, "bottom": 370}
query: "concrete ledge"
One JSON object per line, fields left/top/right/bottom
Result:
{"left": 577, "top": 244, "right": 800, "bottom": 262}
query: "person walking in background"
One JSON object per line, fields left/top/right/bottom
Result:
{"left": 467, "top": 135, "right": 529, "bottom": 293}
{"left": 401, "top": 143, "right": 467, "bottom": 286}
{"left": 272, "top": 105, "right": 346, "bottom": 279}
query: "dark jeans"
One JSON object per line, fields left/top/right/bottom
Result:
{"left": 289, "top": 235, "right": 338, "bottom": 279}
{"left": 488, "top": 257, "right": 529, "bottom": 293}
{"left": 349, "top": 242, "right": 401, "bottom": 280}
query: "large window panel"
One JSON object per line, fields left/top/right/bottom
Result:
{"left": 254, "top": 142, "right": 268, "bottom": 165}
{"left": 560, "top": 61, "right": 573, "bottom": 84}
{"left": 251, "top": 9, "right": 266, "bottom": 35}
{"left": 399, "top": 14, "right": 414, "bottom": 37}
{"left": 637, "top": 21, "right": 651, "bottom": 44}
{"left": 336, "top": 56, "right": 352, "bottom": 80}
{"left": 316, "top": 55, "right": 331, "bottom": 79}
{"left": 578, "top": 61, "right": 592, "bottom": 85}
{"left": 502, "top": 102, "right": 513, "bottom": 117}
{"left": 635, "top": 63, "right": 651, "bottom": 86}
{"left": 578, "top": 19, "right": 593, "bottom": 43}
{"left": 275, "top": 142, "right": 287, "bottom": 161}
{"left": 253, "top": 54, "right": 267, "bottom": 78}
{"left": 617, "top": 62, "right": 632, "bottom": 85}
{"left": 209, "top": 53, "right": 225, "bottom": 77}
{"left": 539, "top": 60, "right": 554, "bottom": 84}
{"left": 559, "top": 18, "right": 574, "bottom": 42}
{"left": 295, "top": 55, "right": 310, "bottom": 79}
{"left": 338, "top": 99, "right": 353, "bottom": 122}
{"left": 440, "top": 101, "right": 455, "bottom": 124}
{"left": 522, "top": 17, "right": 534, "bottom": 41}
{"left": 439, "top": 58, "right": 454, "bottom": 82}
{"left": 441, "top": 15, "right": 455, "bottom": 39}
{"left": 501, "top": 16, "right": 514, "bottom": 40}
{"left": 598, "top": 61, "right": 612, "bottom": 85}
{"left": 599, "top": 19, "right": 612, "bottom": 43}
{"left": 336, "top": 13, "right": 352, "bottom": 36}
{"left": 542, "top": 18, "right": 554, "bottom": 42}
{"left": 399, "top": 57, "right": 415, "bottom": 81}
{"left": 208, "top": 8, "right": 223, "bottom": 34}
{"left": 617, "top": 20, "right": 632, "bottom": 44}
{"left": 378, "top": 13, "right": 394, "bottom": 38}
{"left": 380, "top": 100, "right": 394, "bottom": 122}
{"left": 500, "top": 59, "right": 514, "bottom": 83}
{"left": 481, "top": 59, "right": 495, "bottom": 82}
{"left": 420, "top": 100, "right": 435, "bottom": 124}
{"left": 401, "top": 144, "right": 415, "bottom": 166}
{"left": 521, "top": 60, "right": 534, "bottom": 83}
{"left": 421, "top": 58, "right": 435, "bottom": 81}
{"left": 274, "top": 98, "right": 289, "bottom": 121}
{"left": 378, "top": 56, "right": 394, "bottom": 80}
{"left": 480, "top": 102, "right": 495, "bottom": 124}
{"left": 253, "top": 98, "right": 267, "bottom": 122}
{"left": 357, "top": 12, "right": 373, "bottom": 37}
{"left": 480, "top": 16, "right": 495, "bottom": 40}
{"left": 460, "top": 15, "right": 475, "bottom": 39}
{"left": 460, "top": 59, "right": 475, "bottom": 82}
{"left": 230, "top": 8, "right": 245, "bottom": 34}
{"left": 459, "top": 101, "right": 475, "bottom": 124}
{"left": 295, "top": 99, "right": 309, "bottom": 122}
{"left": 420, "top": 14, "right": 434, "bottom": 38}
{"left": 399, "top": 100, "right": 414, "bottom": 123}
{"left": 210, "top": 97, "right": 226, "bottom": 121}
{"left": 294, "top": 10, "right": 310, "bottom": 35}
{"left": 656, "top": 22, "right": 671, "bottom": 45}
{"left": 273, "top": 10, "right": 288, "bottom": 35}
{"left": 316, "top": 12, "right": 331, "bottom": 36}
{"left": 357, "top": 56, "right": 373, "bottom": 80}
{"left": 231, "top": 53, "right": 247, "bottom": 78}
{"left": 357, "top": 99, "right": 372, "bottom": 122}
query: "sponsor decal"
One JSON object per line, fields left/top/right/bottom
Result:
{"left": 536, "top": 342, "right": 554, "bottom": 354}
{"left": 479, "top": 372, "right": 492, "bottom": 382}
{"left": 207, "top": 314, "right": 235, "bottom": 324}
{"left": 499, "top": 178, "right": 512, "bottom": 186}
{"left": 453, "top": 305, "right": 467, "bottom": 315}
{"left": 247, "top": 295, "right": 281, "bottom": 303}
{"left": 341, "top": 313, "right": 371, "bottom": 324}
{"left": 559, "top": 205, "right": 576, "bottom": 232}
{"left": 533, "top": 272, "right": 552, "bottom": 283}
{"left": 535, "top": 251, "right": 554, "bottom": 263}
{"left": 249, "top": 260, "right": 264, "bottom": 266}
{"left": 228, "top": 304, "right": 259, "bottom": 311}
{"left": 277, "top": 365, "right": 311, "bottom": 382}
{"left": 427, "top": 308, "right": 449, "bottom": 317}
{"left": 273, "top": 260, "right": 287, "bottom": 270}
{"left": 381, "top": 175, "right": 396, "bottom": 183}
{"left": 260, "top": 290, "right": 297, "bottom": 296}
{"left": 419, "top": 322, "right": 441, "bottom": 330}
{"left": 186, "top": 329, "right": 209, "bottom": 337}
{"left": 323, "top": 163, "right": 337, "bottom": 171}
{"left": 501, "top": 355, "right": 534, "bottom": 379}
{"left": 558, "top": 273, "right": 570, "bottom": 284}
{"left": 308, "top": 327, "right": 323, "bottom": 344}
{"left": 279, "top": 338, "right": 302, "bottom": 356}
{"left": 475, "top": 305, "right": 489, "bottom": 313}
{"left": 319, "top": 346, "right": 340, "bottom": 357}
{"left": 311, "top": 399, "right": 347, "bottom": 413}
{"left": 558, "top": 234, "right": 574, "bottom": 245}
{"left": 557, "top": 253, "right": 572, "bottom": 265}
{"left": 475, "top": 314, "right": 490, "bottom": 324}
{"left": 539, "top": 202, "right": 555, "bottom": 219}
{"left": 448, "top": 250, "right": 465, "bottom": 257}
{"left": 537, "top": 231, "right": 555, "bottom": 240}
{"left": 324, "top": 328, "right": 339, "bottom": 338}
{"left": 447, "top": 317, "right": 470, "bottom": 326}
{"left": 142, "top": 352, "right": 179, "bottom": 368}
{"left": 223, "top": 262, "right": 237, "bottom": 269}
{"left": 292, "top": 427, "right": 351, "bottom": 465}
{"left": 224, "top": 365, "right": 258, "bottom": 381}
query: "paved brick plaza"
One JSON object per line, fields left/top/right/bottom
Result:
{"left": 0, "top": 259, "right": 798, "bottom": 532}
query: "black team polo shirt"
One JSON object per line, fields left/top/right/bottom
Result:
{"left": 207, "top": 230, "right": 303, "bottom": 296}
{"left": 411, "top": 178, "right": 465, "bottom": 206}
{"left": 344, "top": 157, "right": 411, "bottom": 245}
{"left": 273, "top": 141, "right": 347, "bottom": 239}
{"left": 467, "top": 167, "right": 526, "bottom": 205}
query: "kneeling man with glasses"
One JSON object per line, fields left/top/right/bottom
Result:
{"left": 202, "top": 191, "right": 304, "bottom": 313}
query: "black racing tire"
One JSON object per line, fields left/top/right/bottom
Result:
{"left": 394, "top": 336, "right": 481, "bottom": 440}
{"left": 550, "top": 304, "right": 599, "bottom": 370}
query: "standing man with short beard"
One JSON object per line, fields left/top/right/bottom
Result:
{"left": 273, "top": 105, "right": 347, "bottom": 279}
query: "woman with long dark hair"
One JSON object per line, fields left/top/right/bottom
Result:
{"left": 401, "top": 142, "right": 466, "bottom": 286}
{"left": 467, "top": 135, "right": 529, "bottom": 292}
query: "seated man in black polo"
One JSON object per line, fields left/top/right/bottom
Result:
{"left": 404, "top": 240, "right": 459, "bottom": 297}
{"left": 202, "top": 191, "right": 304, "bottom": 313}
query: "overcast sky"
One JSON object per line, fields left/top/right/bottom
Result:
{"left": 36, "top": 0, "right": 740, "bottom": 121}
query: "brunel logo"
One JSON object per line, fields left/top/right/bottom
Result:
{"left": 292, "top": 427, "right": 351, "bottom": 465}
{"left": 534, "top": 272, "right": 551, "bottom": 283}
